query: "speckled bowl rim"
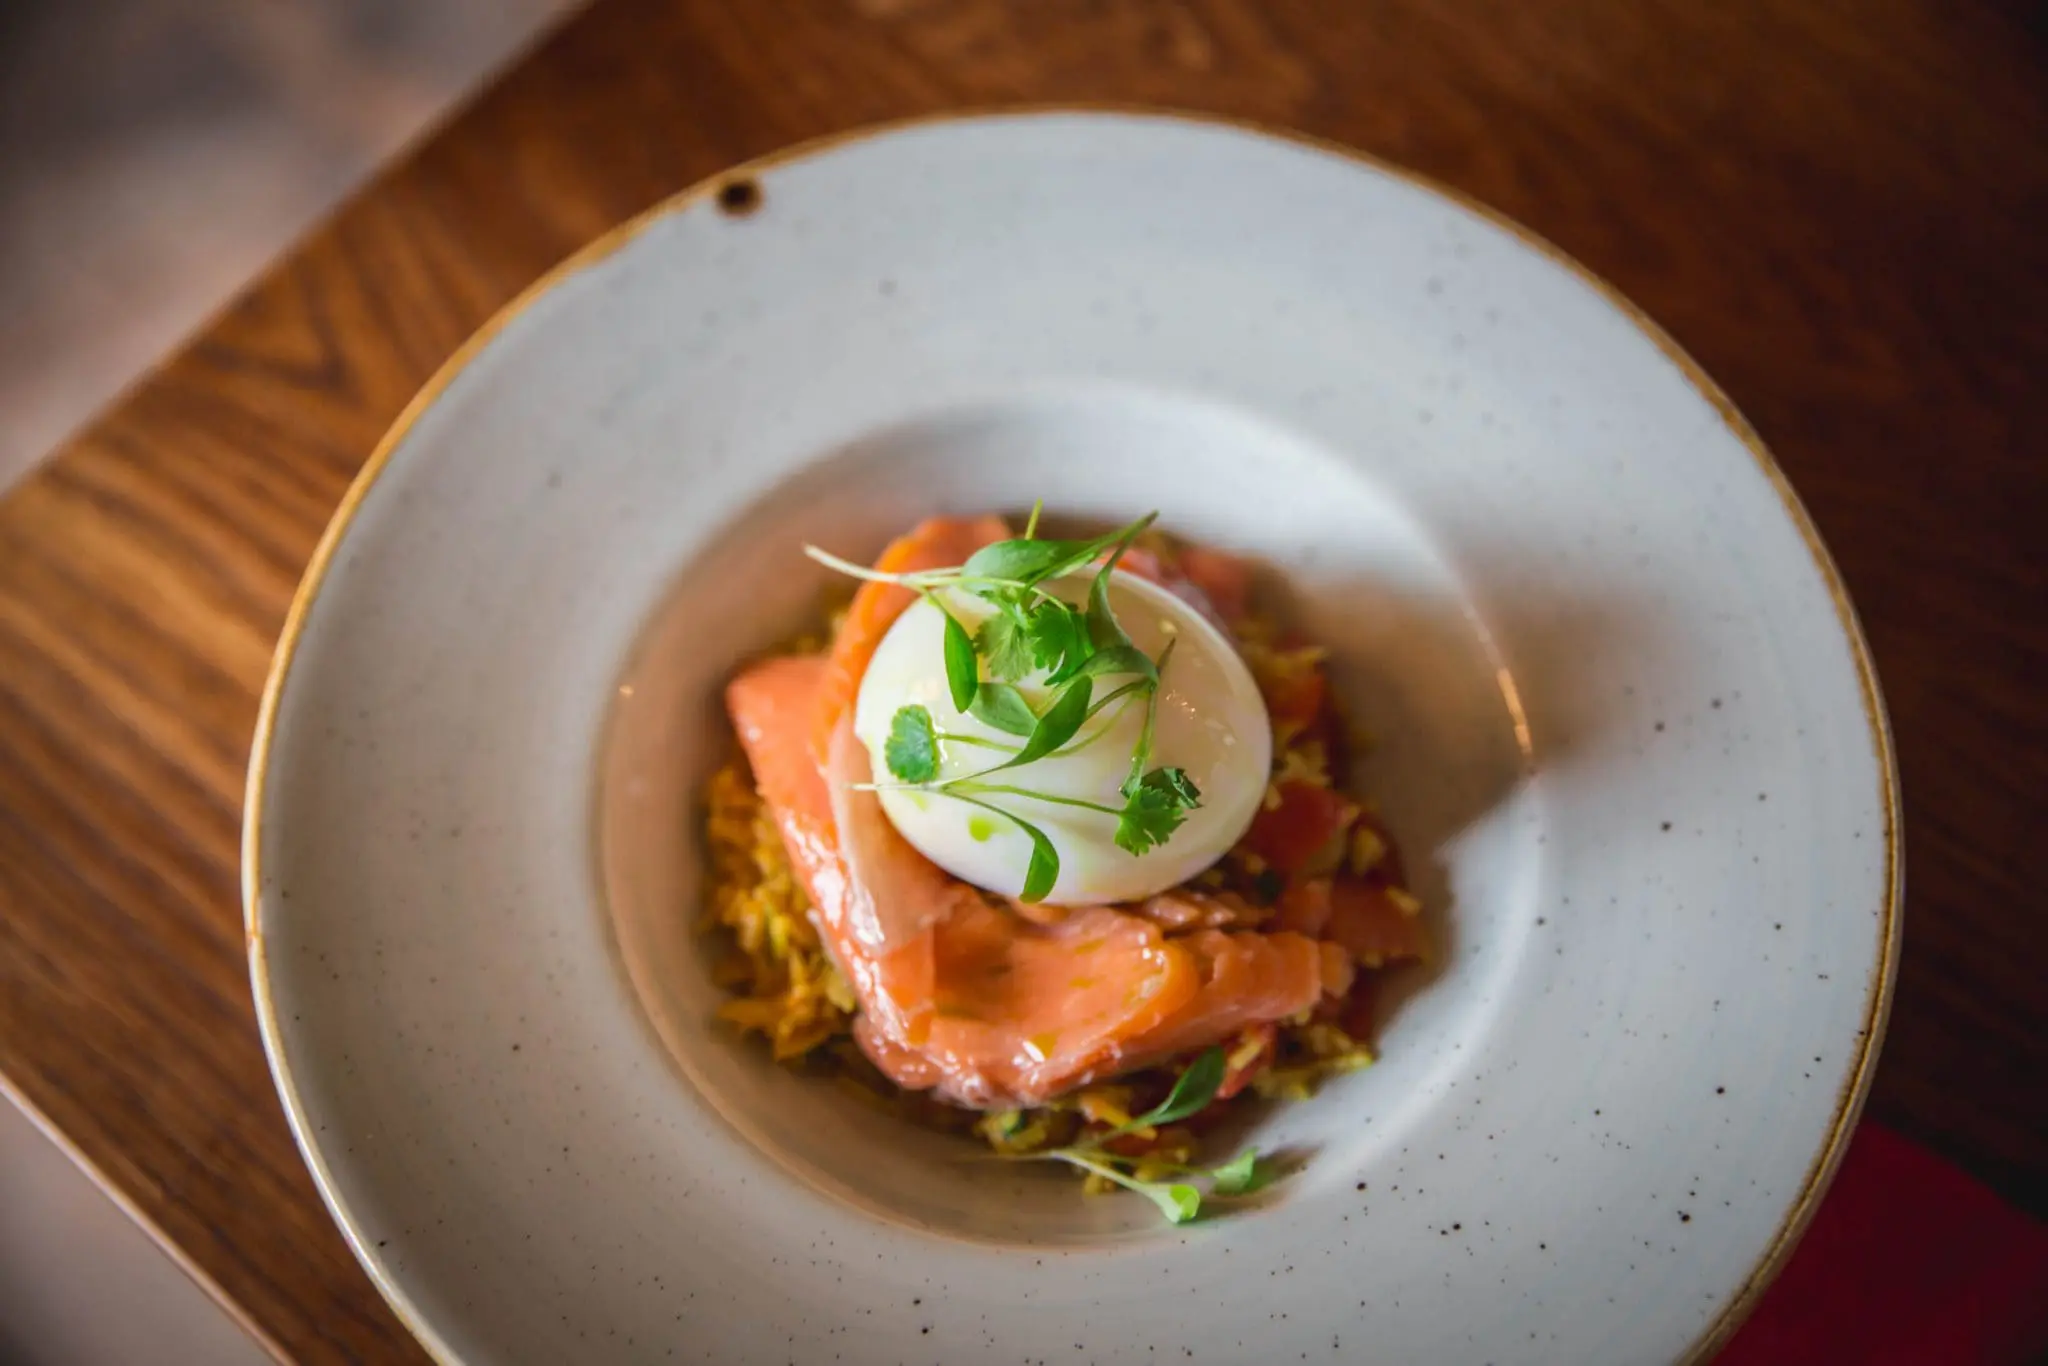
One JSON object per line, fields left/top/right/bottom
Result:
{"left": 243, "top": 105, "right": 1902, "bottom": 1366}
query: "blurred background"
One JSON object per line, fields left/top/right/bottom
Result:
{"left": 0, "top": 4, "right": 570, "bottom": 1360}
{"left": 0, "top": 0, "right": 572, "bottom": 487}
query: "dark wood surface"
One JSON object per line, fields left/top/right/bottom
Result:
{"left": 1, "top": 1, "right": 2042, "bottom": 1358}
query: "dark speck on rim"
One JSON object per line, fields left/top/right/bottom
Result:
{"left": 1660, "top": 821, "right": 1672, "bottom": 832}
{"left": 717, "top": 178, "right": 763, "bottom": 216}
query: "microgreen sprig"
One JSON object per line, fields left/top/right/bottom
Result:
{"left": 807, "top": 508, "right": 1202, "bottom": 902}
{"left": 998, "top": 1047, "right": 1284, "bottom": 1224}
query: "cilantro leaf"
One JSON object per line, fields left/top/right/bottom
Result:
{"left": 969, "top": 681, "right": 1037, "bottom": 736}
{"left": 1136, "top": 765, "right": 1200, "bottom": 805}
{"left": 1028, "top": 598, "right": 1093, "bottom": 683}
{"left": 883, "top": 705, "right": 940, "bottom": 783}
{"left": 974, "top": 609, "right": 1034, "bottom": 681}
{"left": 1115, "top": 765, "right": 1202, "bottom": 855}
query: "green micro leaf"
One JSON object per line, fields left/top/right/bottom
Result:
{"left": 1155, "top": 1183, "right": 1203, "bottom": 1224}
{"left": 969, "top": 682, "right": 1037, "bottom": 736}
{"left": 960, "top": 512, "right": 1159, "bottom": 591}
{"left": 1001, "top": 677, "right": 1094, "bottom": 771}
{"left": 1115, "top": 765, "right": 1202, "bottom": 856}
{"left": 942, "top": 607, "right": 979, "bottom": 713}
{"left": 1209, "top": 1150, "right": 1280, "bottom": 1197}
{"left": 1050, "top": 1150, "right": 1202, "bottom": 1224}
{"left": 974, "top": 609, "right": 1034, "bottom": 682}
{"left": 1087, "top": 564, "right": 1134, "bottom": 651}
{"left": 884, "top": 705, "right": 940, "bottom": 783}
{"left": 1134, "top": 1046, "right": 1226, "bottom": 1129}
{"left": 960, "top": 537, "right": 1096, "bottom": 587}
{"left": 1076, "top": 645, "right": 1157, "bottom": 682}
{"left": 1018, "top": 819, "right": 1061, "bottom": 903}
{"left": 950, "top": 793, "right": 1061, "bottom": 902}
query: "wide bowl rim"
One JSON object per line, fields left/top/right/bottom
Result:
{"left": 242, "top": 104, "right": 1902, "bottom": 1366}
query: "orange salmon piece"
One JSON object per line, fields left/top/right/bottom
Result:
{"left": 1324, "top": 877, "right": 1428, "bottom": 969}
{"left": 1104, "top": 928, "right": 1329, "bottom": 1073}
{"left": 727, "top": 655, "right": 940, "bottom": 1043}
{"left": 909, "top": 904, "right": 1202, "bottom": 1107}
{"left": 810, "top": 514, "right": 1010, "bottom": 767}
{"left": 1176, "top": 544, "right": 1253, "bottom": 626}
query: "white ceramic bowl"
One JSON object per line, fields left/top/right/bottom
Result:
{"left": 247, "top": 111, "right": 1898, "bottom": 1365}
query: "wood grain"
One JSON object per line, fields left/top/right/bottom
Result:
{"left": 0, "top": 0, "right": 2042, "bottom": 1358}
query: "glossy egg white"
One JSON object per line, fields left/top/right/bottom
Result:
{"left": 851, "top": 571, "right": 1271, "bottom": 905}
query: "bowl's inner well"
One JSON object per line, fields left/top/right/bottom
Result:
{"left": 598, "top": 388, "right": 1537, "bottom": 1244}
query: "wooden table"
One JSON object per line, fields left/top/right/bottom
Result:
{"left": 2, "top": 1, "right": 2042, "bottom": 1359}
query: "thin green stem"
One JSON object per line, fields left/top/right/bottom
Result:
{"left": 1044, "top": 687, "right": 1148, "bottom": 761}
{"left": 1126, "top": 637, "right": 1176, "bottom": 790}
{"left": 937, "top": 732, "right": 1018, "bottom": 753}
{"left": 950, "top": 782, "right": 1120, "bottom": 816}
{"left": 1043, "top": 1150, "right": 1197, "bottom": 1223}
{"left": 1081, "top": 677, "right": 1151, "bottom": 724}
{"left": 802, "top": 545, "right": 1034, "bottom": 595}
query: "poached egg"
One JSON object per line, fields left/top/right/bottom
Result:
{"left": 852, "top": 572, "right": 1271, "bottom": 904}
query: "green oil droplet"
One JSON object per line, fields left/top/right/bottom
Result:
{"left": 967, "top": 814, "right": 996, "bottom": 842}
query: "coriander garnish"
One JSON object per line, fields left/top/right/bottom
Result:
{"left": 809, "top": 508, "right": 1202, "bottom": 902}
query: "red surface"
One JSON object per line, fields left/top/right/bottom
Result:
{"left": 1720, "top": 1125, "right": 2048, "bottom": 1364}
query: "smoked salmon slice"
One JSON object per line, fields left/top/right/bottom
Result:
{"left": 810, "top": 514, "right": 1011, "bottom": 767}
{"left": 726, "top": 641, "right": 1335, "bottom": 1112}
{"left": 727, "top": 655, "right": 941, "bottom": 1044}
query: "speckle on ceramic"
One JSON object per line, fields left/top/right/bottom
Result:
{"left": 246, "top": 112, "right": 1898, "bottom": 1366}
